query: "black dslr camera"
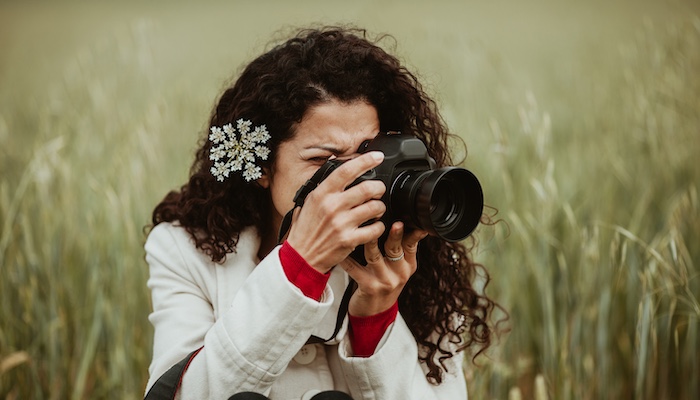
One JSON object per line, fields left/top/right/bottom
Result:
{"left": 286, "top": 131, "right": 484, "bottom": 264}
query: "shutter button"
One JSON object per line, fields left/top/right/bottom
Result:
{"left": 293, "top": 344, "right": 317, "bottom": 365}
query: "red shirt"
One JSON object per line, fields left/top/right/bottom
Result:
{"left": 279, "top": 241, "right": 398, "bottom": 357}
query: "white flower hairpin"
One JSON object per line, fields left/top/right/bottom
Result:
{"left": 209, "top": 119, "right": 271, "bottom": 182}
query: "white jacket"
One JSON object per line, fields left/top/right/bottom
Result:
{"left": 145, "top": 222, "right": 468, "bottom": 400}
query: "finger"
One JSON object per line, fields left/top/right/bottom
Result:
{"left": 340, "top": 255, "right": 378, "bottom": 285}
{"left": 383, "top": 221, "right": 405, "bottom": 260}
{"left": 363, "top": 238, "right": 384, "bottom": 265}
{"left": 340, "top": 179, "right": 386, "bottom": 207}
{"left": 339, "top": 257, "right": 361, "bottom": 275}
{"left": 320, "top": 151, "right": 384, "bottom": 192}
{"left": 346, "top": 199, "right": 386, "bottom": 228}
{"left": 352, "top": 221, "right": 386, "bottom": 250}
{"left": 403, "top": 229, "right": 429, "bottom": 259}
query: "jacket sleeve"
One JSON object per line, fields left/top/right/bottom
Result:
{"left": 338, "top": 314, "right": 468, "bottom": 400}
{"left": 144, "top": 224, "right": 335, "bottom": 399}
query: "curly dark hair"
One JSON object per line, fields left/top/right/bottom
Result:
{"left": 152, "top": 26, "right": 498, "bottom": 384}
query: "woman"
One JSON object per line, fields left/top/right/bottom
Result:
{"left": 145, "top": 26, "right": 497, "bottom": 400}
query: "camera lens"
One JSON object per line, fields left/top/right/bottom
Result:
{"left": 430, "top": 179, "right": 462, "bottom": 229}
{"left": 392, "top": 167, "right": 483, "bottom": 242}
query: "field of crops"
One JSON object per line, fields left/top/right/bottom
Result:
{"left": 1, "top": 1, "right": 699, "bottom": 399}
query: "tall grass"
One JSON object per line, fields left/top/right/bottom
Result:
{"left": 1, "top": 14, "right": 698, "bottom": 400}
{"left": 0, "top": 22, "right": 201, "bottom": 398}
{"left": 467, "top": 18, "right": 700, "bottom": 399}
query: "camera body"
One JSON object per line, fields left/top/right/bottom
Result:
{"left": 299, "top": 131, "right": 484, "bottom": 264}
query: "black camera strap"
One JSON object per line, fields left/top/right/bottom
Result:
{"left": 306, "top": 279, "right": 356, "bottom": 344}
{"left": 144, "top": 347, "right": 202, "bottom": 400}
{"left": 277, "top": 162, "right": 337, "bottom": 243}
{"left": 277, "top": 162, "right": 356, "bottom": 345}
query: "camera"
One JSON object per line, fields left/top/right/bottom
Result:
{"left": 293, "top": 131, "right": 484, "bottom": 264}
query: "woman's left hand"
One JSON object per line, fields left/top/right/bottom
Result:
{"left": 340, "top": 222, "right": 428, "bottom": 317}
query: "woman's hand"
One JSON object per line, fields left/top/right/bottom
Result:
{"left": 341, "top": 222, "right": 428, "bottom": 317}
{"left": 286, "top": 151, "right": 387, "bottom": 273}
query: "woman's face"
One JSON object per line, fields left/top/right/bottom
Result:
{"left": 259, "top": 99, "right": 380, "bottom": 234}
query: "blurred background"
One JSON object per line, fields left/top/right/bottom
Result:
{"left": 1, "top": 0, "right": 699, "bottom": 398}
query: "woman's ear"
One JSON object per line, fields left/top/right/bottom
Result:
{"left": 257, "top": 168, "right": 270, "bottom": 188}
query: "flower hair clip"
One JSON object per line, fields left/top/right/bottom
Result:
{"left": 209, "top": 119, "right": 271, "bottom": 182}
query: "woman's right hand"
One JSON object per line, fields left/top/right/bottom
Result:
{"left": 286, "top": 151, "right": 387, "bottom": 273}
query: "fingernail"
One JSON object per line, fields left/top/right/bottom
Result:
{"left": 370, "top": 151, "right": 384, "bottom": 162}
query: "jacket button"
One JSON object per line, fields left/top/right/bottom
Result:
{"left": 293, "top": 344, "right": 317, "bottom": 365}
{"left": 301, "top": 389, "right": 321, "bottom": 400}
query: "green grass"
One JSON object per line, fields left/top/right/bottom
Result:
{"left": 1, "top": 4, "right": 699, "bottom": 399}
{"left": 466, "top": 18, "right": 700, "bottom": 400}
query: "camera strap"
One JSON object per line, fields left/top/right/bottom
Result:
{"left": 276, "top": 162, "right": 356, "bottom": 345}
{"left": 277, "top": 162, "right": 336, "bottom": 244}
{"left": 306, "top": 279, "right": 356, "bottom": 344}
{"left": 276, "top": 182, "right": 314, "bottom": 244}
{"left": 144, "top": 347, "right": 203, "bottom": 400}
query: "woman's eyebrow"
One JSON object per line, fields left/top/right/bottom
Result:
{"left": 305, "top": 144, "right": 347, "bottom": 154}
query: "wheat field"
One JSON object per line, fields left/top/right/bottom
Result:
{"left": 1, "top": 1, "right": 699, "bottom": 399}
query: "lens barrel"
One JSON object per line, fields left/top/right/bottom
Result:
{"left": 391, "top": 167, "right": 483, "bottom": 242}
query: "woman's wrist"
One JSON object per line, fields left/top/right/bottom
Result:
{"left": 348, "top": 291, "right": 401, "bottom": 317}
{"left": 285, "top": 238, "right": 334, "bottom": 274}
{"left": 279, "top": 241, "right": 330, "bottom": 301}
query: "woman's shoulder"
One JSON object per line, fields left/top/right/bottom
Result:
{"left": 145, "top": 222, "right": 203, "bottom": 272}
{"left": 146, "top": 220, "right": 179, "bottom": 237}
{"left": 147, "top": 221, "right": 191, "bottom": 243}
{"left": 145, "top": 221, "right": 261, "bottom": 266}
{"left": 145, "top": 221, "right": 199, "bottom": 257}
